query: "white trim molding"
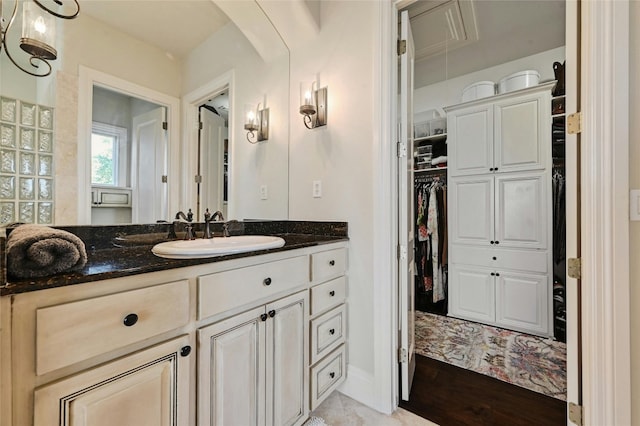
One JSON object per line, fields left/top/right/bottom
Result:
{"left": 580, "top": 0, "right": 631, "bottom": 425}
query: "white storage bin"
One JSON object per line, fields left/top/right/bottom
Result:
{"left": 498, "top": 70, "right": 540, "bottom": 94}
{"left": 428, "top": 117, "right": 446, "bottom": 136}
{"left": 461, "top": 81, "right": 495, "bottom": 102}
{"left": 414, "top": 121, "right": 429, "bottom": 138}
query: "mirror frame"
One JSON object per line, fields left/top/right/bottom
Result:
{"left": 77, "top": 65, "right": 181, "bottom": 224}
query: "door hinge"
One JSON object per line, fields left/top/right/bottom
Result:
{"left": 567, "top": 112, "right": 582, "bottom": 134}
{"left": 199, "top": 121, "right": 203, "bottom": 130}
{"left": 194, "top": 175, "right": 202, "bottom": 184}
{"left": 398, "top": 244, "right": 408, "bottom": 260}
{"left": 568, "top": 257, "right": 582, "bottom": 279}
{"left": 397, "top": 39, "right": 407, "bottom": 56}
{"left": 397, "top": 141, "right": 407, "bottom": 158}
{"left": 162, "top": 121, "right": 168, "bottom": 130}
{"left": 398, "top": 347, "right": 408, "bottom": 363}
{"left": 161, "top": 175, "right": 167, "bottom": 183}
{"left": 568, "top": 402, "right": 583, "bottom": 426}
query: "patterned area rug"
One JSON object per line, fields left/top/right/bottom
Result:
{"left": 415, "top": 311, "right": 567, "bottom": 400}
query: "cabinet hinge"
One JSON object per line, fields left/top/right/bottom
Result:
{"left": 194, "top": 175, "right": 202, "bottom": 184}
{"left": 397, "top": 39, "right": 407, "bottom": 56}
{"left": 398, "top": 244, "right": 407, "bottom": 260}
{"left": 162, "top": 121, "right": 168, "bottom": 130}
{"left": 567, "top": 258, "right": 582, "bottom": 279}
{"left": 398, "top": 347, "right": 408, "bottom": 363}
{"left": 397, "top": 141, "right": 407, "bottom": 158}
{"left": 568, "top": 402, "right": 583, "bottom": 426}
{"left": 567, "top": 112, "right": 582, "bottom": 134}
{"left": 161, "top": 175, "right": 167, "bottom": 183}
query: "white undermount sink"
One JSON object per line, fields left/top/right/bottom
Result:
{"left": 151, "top": 235, "right": 286, "bottom": 259}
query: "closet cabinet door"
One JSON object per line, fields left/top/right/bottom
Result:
{"left": 447, "top": 104, "right": 494, "bottom": 176}
{"left": 448, "top": 263, "right": 495, "bottom": 324}
{"left": 494, "top": 91, "right": 550, "bottom": 173}
{"left": 495, "top": 270, "right": 549, "bottom": 336}
{"left": 266, "top": 292, "right": 308, "bottom": 426}
{"left": 198, "top": 306, "right": 266, "bottom": 426}
{"left": 494, "top": 171, "right": 548, "bottom": 249}
{"left": 449, "top": 175, "right": 494, "bottom": 246}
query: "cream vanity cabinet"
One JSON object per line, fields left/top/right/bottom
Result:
{"left": 0, "top": 241, "right": 349, "bottom": 426}
{"left": 446, "top": 84, "right": 553, "bottom": 337}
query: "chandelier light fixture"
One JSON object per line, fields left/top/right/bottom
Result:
{"left": 0, "top": 0, "right": 80, "bottom": 77}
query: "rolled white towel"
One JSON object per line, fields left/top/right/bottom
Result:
{"left": 431, "top": 155, "right": 448, "bottom": 166}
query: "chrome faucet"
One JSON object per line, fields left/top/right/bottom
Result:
{"left": 202, "top": 209, "right": 213, "bottom": 239}
{"left": 211, "top": 210, "right": 225, "bottom": 222}
{"left": 175, "top": 209, "right": 196, "bottom": 240}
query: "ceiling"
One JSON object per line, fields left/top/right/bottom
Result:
{"left": 80, "top": 0, "right": 230, "bottom": 60}
{"left": 406, "top": 0, "right": 566, "bottom": 87}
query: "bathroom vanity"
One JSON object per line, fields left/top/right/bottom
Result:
{"left": 0, "top": 222, "right": 348, "bottom": 426}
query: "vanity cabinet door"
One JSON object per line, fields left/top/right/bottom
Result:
{"left": 33, "top": 335, "right": 192, "bottom": 426}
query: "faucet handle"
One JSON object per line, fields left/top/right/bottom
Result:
{"left": 187, "top": 208, "right": 193, "bottom": 222}
{"left": 204, "top": 208, "right": 211, "bottom": 222}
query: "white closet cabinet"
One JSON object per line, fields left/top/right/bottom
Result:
{"left": 448, "top": 83, "right": 553, "bottom": 177}
{"left": 446, "top": 84, "right": 554, "bottom": 337}
{"left": 197, "top": 291, "right": 308, "bottom": 426}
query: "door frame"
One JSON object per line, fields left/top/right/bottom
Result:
{"left": 375, "top": 0, "right": 631, "bottom": 423}
{"left": 77, "top": 66, "right": 180, "bottom": 224}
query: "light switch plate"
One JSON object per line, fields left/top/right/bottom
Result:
{"left": 313, "top": 180, "right": 322, "bottom": 198}
{"left": 631, "top": 190, "right": 640, "bottom": 221}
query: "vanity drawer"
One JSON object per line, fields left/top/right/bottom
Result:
{"left": 311, "top": 248, "right": 347, "bottom": 283}
{"left": 198, "top": 255, "right": 309, "bottom": 320}
{"left": 310, "top": 344, "right": 346, "bottom": 411}
{"left": 310, "top": 304, "right": 346, "bottom": 364}
{"left": 36, "top": 280, "right": 190, "bottom": 376}
{"left": 311, "top": 276, "right": 346, "bottom": 316}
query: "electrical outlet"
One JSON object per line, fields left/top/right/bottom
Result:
{"left": 313, "top": 180, "right": 322, "bottom": 198}
{"left": 260, "top": 185, "right": 268, "bottom": 200}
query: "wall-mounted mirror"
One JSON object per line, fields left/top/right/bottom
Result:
{"left": 0, "top": 0, "right": 290, "bottom": 226}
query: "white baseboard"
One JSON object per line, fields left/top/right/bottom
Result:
{"left": 337, "top": 364, "right": 377, "bottom": 410}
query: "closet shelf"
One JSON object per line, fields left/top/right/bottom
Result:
{"left": 415, "top": 133, "right": 447, "bottom": 143}
{"left": 415, "top": 167, "right": 447, "bottom": 173}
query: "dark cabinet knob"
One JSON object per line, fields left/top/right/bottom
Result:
{"left": 329, "top": 260, "right": 336, "bottom": 266}
{"left": 329, "top": 372, "right": 335, "bottom": 379}
{"left": 490, "top": 272, "right": 495, "bottom": 276}
{"left": 329, "top": 290, "right": 336, "bottom": 297}
{"left": 329, "top": 328, "right": 335, "bottom": 335}
{"left": 492, "top": 256, "right": 497, "bottom": 260}
{"left": 260, "top": 313, "right": 268, "bottom": 321}
{"left": 494, "top": 167, "right": 499, "bottom": 172}
{"left": 123, "top": 313, "right": 138, "bottom": 327}
{"left": 490, "top": 241, "right": 495, "bottom": 245}
{"left": 180, "top": 346, "right": 191, "bottom": 357}
{"left": 495, "top": 272, "right": 500, "bottom": 277}
{"left": 495, "top": 241, "right": 500, "bottom": 245}
{"left": 489, "top": 168, "right": 494, "bottom": 172}
{"left": 268, "top": 310, "right": 276, "bottom": 318}
{"left": 263, "top": 277, "right": 272, "bottom": 286}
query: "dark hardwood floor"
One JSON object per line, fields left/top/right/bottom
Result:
{"left": 400, "top": 354, "right": 567, "bottom": 426}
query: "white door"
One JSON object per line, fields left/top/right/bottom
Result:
{"left": 494, "top": 171, "right": 548, "bottom": 249}
{"left": 132, "top": 107, "right": 168, "bottom": 223}
{"left": 34, "top": 335, "right": 191, "bottom": 426}
{"left": 448, "top": 263, "right": 495, "bottom": 324}
{"left": 449, "top": 175, "right": 495, "bottom": 246}
{"left": 200, "top": 107, "right": 226, "bottom": 217}
{"left": 495, "top": 270, "right": 549, "bottom": 336}
{"left": 398, "top": 9, "right": 415, "bottom": 401}
{"left": 266, "top": 291, "right": 308, "bottom": 426}
{"left": 494, "top": 91, "right": 549, "bottom": 173}
{"left": 447, "top": 104, "right": 494, "bottom": 176}
{"left": 197, "top": 306, "right": 266, "bottom": 426}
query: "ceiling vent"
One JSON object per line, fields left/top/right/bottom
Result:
{"left": 408, "top": 0, "right": 479, "bottom": 62}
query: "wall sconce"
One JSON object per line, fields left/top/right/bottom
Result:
{"left": 1, "top": 0, "right": 80, "bottom": 77}
{"left": 299, "top": 81, "right": 327, "bottom": 129}
{"left": 244, "top": 103, "right": 269, "bottom": 143}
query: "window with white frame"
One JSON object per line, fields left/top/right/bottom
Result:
{"left": 91, "top": 122, "right": 129, "bottom": 187}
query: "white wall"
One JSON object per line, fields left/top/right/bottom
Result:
{"left": 414, "top": 47, "right": 565, "bottom": 115}
{"left": 288, "top": 0, "right": 377, "bottom": 388}
{"left": 182, "top": 21, "right": 289, "bottom": 220}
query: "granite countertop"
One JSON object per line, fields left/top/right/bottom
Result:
{"left": 0, "top": 221, "right": 348, "bottom": 296}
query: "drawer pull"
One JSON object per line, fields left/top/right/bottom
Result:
{"left": 329, "top": 260, "right": 336, "bottom": 266}
{"left": 492, "top": 256, "right": 497, "bottom": 260}
{"left": 490, "top": 272, "right": 495, "bottom": 276}
{"left": 329, "top": 372, "right": 335, "bottom": 379}
{"left": 329, "top": 328, "right": 335, "bottom": 335}
{"left": 495, "top": 240, "right": 500, "bottom": 245}
{"left": 490, "top": 241, "right": 495, "bottom": 245}
{"left": 123, "top": 313, "right": 139, "bottom": 327}
{"left": 263, "top": 277, "right": 272, "bottom": 286}
{"left": 329, "top": 290, "right": 335, "bottom": 297}
{"left": 268, "top": 309, "right": 276, "bottom": 318}
{"left": 495, "top": 272, "right": 500, "bottom": 277}
{"left": 260, "top": 313, "right": 268, "bottom": 322}
{"left": 180, "top": 346, "right": 192, "bottom": 357}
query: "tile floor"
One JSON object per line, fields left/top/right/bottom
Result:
{"left": 312, "top": 391, "right": 438, "bottom": 426}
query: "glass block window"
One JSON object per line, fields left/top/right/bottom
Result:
{"left": 0, "top": 98, "right": 54, "bottom": 224}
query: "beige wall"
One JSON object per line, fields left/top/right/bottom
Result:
{"left": 629, "top": 1, "right": 640, "bottom": 424}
